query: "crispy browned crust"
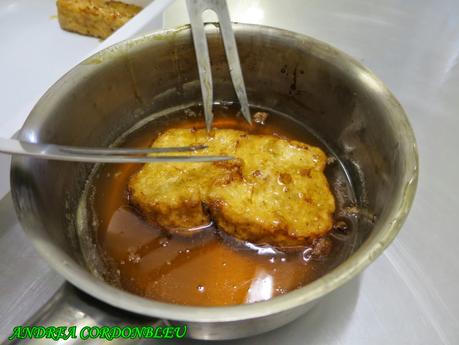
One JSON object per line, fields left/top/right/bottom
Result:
{"left": 128, "top": 128, "right": 336, "bottom": 247}
{"left": 57, "top": 0, "right": 141, "bottom": 39}
{"left": 128, "top": 186, "right": 208, "bottom": 231}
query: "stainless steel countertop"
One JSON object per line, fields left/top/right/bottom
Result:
{"left": 1, "top": 0, "right": 459, "bottom": 343}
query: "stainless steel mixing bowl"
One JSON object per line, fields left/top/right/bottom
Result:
{"left": 10, "top": 23, "right": 418, "bottom": 341}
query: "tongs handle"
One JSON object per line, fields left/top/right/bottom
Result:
{"left": 0, "top": 137, "right": 232, "bottom": 163}
{"left": 186, "top": 0, "right": 252, "bottom": 131}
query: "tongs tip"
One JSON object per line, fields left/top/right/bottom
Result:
{"left": 240, "top": 104, "right": 252, "bottom": 125}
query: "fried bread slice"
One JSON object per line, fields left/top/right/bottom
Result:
{"left": 128, "top": 128, "right": 335, "bottom": 247}
{"left": 57, "top": 0, "right": 141, "bottom": 39}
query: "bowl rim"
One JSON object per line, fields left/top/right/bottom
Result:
{"left": 11, "top": 22, "right": 419, "bottom": 323}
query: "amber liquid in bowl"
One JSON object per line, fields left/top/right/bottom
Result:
{"left": 86, "top": 105, "right": 357, "bottom": 306}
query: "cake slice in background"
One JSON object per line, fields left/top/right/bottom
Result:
{"left": 57, "top": 0, "right": 142, "bottom": 39}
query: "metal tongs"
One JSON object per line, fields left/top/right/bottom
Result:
{"left": 186, "top": 0, "right": 252, "bottom": 131}
{"left": 0, "top": 138, "right": 231, "bottom": 163}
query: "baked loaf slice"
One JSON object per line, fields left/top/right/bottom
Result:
{"left": 128, "top": 128, "right": 336, "bottom": 247}
{"left": 57, "top": 0, "right": 141, "bottom": 39}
